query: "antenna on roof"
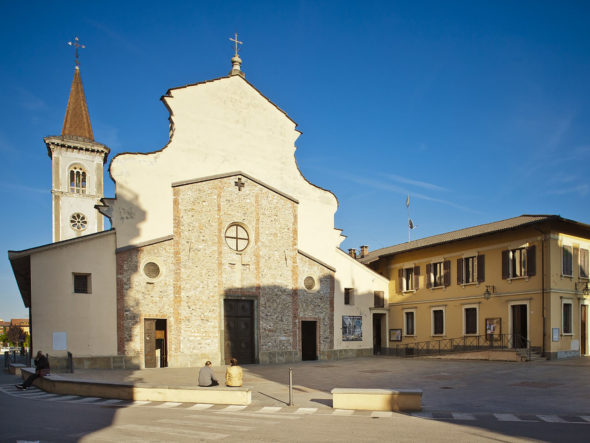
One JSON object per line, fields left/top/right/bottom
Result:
{"left": 406, "top": 194, "right": 416, "bottom": 242}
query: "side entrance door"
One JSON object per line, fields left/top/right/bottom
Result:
{"left": 224, "top": 299, "right": 255, "bottom": 364}
{"left": 511, "top": 304, "right": 528, "bottom": 348}
{"left": 301, "top": 321, "right": 317, "bottom": 361}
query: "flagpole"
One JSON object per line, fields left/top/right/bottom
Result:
{"left": 406, "top": 195, "right": 410, "bottom": 242}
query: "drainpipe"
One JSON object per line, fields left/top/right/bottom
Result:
{"left": 534, "top": 227, "right": 546, "bottom": 356}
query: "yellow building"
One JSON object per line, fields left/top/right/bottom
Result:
{"left": 361, "top": 215, "right": 590, "bottom": 360}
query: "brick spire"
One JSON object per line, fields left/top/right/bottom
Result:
{"left": 61, "top": 66, "right": 94, "bottom": 140}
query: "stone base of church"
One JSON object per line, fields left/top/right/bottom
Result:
{"left": 320, "top": 348, "right": 373, "bottom": 360}
{"left": 259, "top": 350, "right": 301, "bottom": 364}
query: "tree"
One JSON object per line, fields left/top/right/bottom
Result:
{"left": 6, "top": 326, "right": 24, "bottom": 346}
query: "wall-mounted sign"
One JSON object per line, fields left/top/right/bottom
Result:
{"left": 552, "top": 328, "right": 559, "bottom": 342}
{"left": 52, "top": 331, "right": 67, "bottom": 351}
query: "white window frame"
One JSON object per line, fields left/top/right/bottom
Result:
{"left": 403, "top": 267, "right": 415, "bottom": 292}
{"left": 462, "top": 256, "right": 477, "bottom": 285}
{"left": 508, "top": 247, "right": 527, "bottom": 279}
{"left": 431, "top": 261, "right": 444, "bottom": 288}
{"left": 561, "top": 244, "right": 573, "bottom": 277}
{"left": 579, "top": 247, "right": 589, "bottom": 280}
{"left": 462, "top": 304, "right": 479, "bottom": 336}
{"left": 562, "top": 299, "right": 574, "bottom": 335}
{"left": 403, "top": 309, "right": 416, "bottom": 337}
{"left": 508, "top": 299, "right": 530, "bottom": 348}
{"left": 431, "top": 306, "right": 446, "bottom": 336}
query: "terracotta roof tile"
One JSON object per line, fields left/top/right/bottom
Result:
{"left": 61, "top": 67, "right": 93, "bottom": 140}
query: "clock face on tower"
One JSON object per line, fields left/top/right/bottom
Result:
{"left": 70, "top": 212, "right": 88, "bottom": 231}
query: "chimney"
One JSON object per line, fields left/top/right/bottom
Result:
{"left": 360, "top": 245, "right": 369, "bottom": 258}
{"left": 348, "top": 248, "right": 357, "bottom": 259}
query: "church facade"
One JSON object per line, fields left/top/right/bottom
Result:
{"left": 9, "top": 55, "right": 388, "bottom": 369}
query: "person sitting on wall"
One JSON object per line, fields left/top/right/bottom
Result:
{"left": 225, "top": 357, "right": 243, "bottom": 387}
{"left": 198, "top": 360, "right": 219, "bottom": 387}
{"left": 16, "top": 350, "right": 50, "bottom": 390}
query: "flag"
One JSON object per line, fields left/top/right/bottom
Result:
{"left": 406, "top": 195, "right": 410, "bottom": 208}
{"left": 409, "top": 219, "right": 414, "bottom": 229}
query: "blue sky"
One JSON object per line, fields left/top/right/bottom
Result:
{"left": 1, "top": 1, "right": 589, "bottom": 319}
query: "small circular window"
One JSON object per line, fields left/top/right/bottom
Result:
{"left": 225, "top": 223, "right": 249, "bottom": 252}
{"left": 70, "top": 213, "right": 87, "bottom": 231}
{"left": 143, "top": 262, "right": 161, "bottom": 279}
{"left": 304, "top": 276, "right": 316, "bottom": 290}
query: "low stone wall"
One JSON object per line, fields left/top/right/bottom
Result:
{"left": 48, "top": 355, "right": 141, "bottom": 372}
{"left": 331, "top": 388, "right": 422, "bottom": 412}
{"left": 19, "top": 368, "right": 251, "bottom": 405}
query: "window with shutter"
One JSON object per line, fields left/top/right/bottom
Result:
{"left": 431, "top": 262, "right": 444, "bottom": 287}
{"left": 457, "top": 258, "right": 463, "bottom": 285}
{"left": 504, "top": 247, "right": 530, "bottom": 279}
{"left": 426, "top": 263, "right": 432, "bottom": 289}
{"left": 464, "top": 307, "right": 477, "bottom": 335}
{"left": 432, "top": 309, "right": 444, "bottom": 335}
{"left": 563, "top": 301, "right": 573, "bottom": 334}
{"left": 477, "top": 254, "right": 485, "bottom": 283}
{"left": 413, "top": 265, "right": 420, "bottom": 290}
{"left": 404, "top": 311, "right": 415, "bottom": 336}
{"left": 374, "top": 291, "right": 385, "bottom": 308}
{"left": 580, "top": 248, "right": 589, "bottom": 279}
{"left": 562, "top": 245, "right": 573, "bottom": 276}
{"left": 443, "top": 260, "right": 451, "bottom": 287}
{"left": 398, "top": 269, "right": 404, "bottom": 293}
{"left": 403, "top": 267, "right": 415, "bottom": 291}
{"left": 527, "top": 245, "right": 536, "bottom": 277}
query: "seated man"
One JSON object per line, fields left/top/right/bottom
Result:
{"left": 198, "top": 360, "right": 219, "bottom": 387}
{"left": 16, "top": 350, "right": 50, "bottom": 390}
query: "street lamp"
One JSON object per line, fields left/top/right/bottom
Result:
{"left": 483, "top": 285, "right": 495, "bottom": 300}
{"left": 575, "top": 281, "right": 590, "bottom": 295}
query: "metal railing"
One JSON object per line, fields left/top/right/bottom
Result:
{"left": 387, "top": 334, "right": 532, "bottom": 361}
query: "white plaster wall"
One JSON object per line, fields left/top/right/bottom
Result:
{"left": 30, "top": 232, "right": 117, "bottom": 357}
{"left": 109, "top": 76, "right": 341, "bottom": 264}
{"left": 59, "top": 197, "right": 102, "bottom": 239}
{"left": 54, "top": 150, "right": 103, "bottom": 195}
{"left": 332, "top": 249, "right": 389, "bottom": 349}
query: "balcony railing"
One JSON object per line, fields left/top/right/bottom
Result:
{"left": 387, "top": 334, "right": 531, "bottom": 360}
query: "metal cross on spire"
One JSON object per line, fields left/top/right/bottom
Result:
{"left": 68, "top": 36, "right": 85, "bottom": 66}
{"left": 229, "top": 32, "right": 243, "bottom": 57}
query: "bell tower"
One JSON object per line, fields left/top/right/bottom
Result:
{"left": 44, "top": 44, "right": 109, "bottom": 242}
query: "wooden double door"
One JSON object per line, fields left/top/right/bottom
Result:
{"left": 224, "top": 299, "right": 255, "bottom": 364}
{"left": 144, "top": 319, "right": 167, "bottom": 368}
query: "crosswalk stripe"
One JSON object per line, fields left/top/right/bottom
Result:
{"left": 24, "top": 393, "right": 60, "bottom": 399}
{"left": 411, "top": 412, "right": 433, "bottom": 419}
{"left": 53, "top": 395, "right": 81, "bottom": 401}
{"left": 127, "top": 400, "right": 151, "bottom": 406}
{"left": 214, "top": 411, "right": 302, "bottom": 420}
{"left": 115, "top": 424, "right": 228, "bottom": 440}
{"left": 99, "top": 399, "right": 125, "bottom": 405}
{"left": 580, "top": 416, "right": 590, "bottom": 422}
{"left": 221, "top": 405, "right": 247, "bottom": 412}
{"left": 295, "top": 407, "right": 317, "bottom": 414}
{"left": 538, "top": 415, "right": 566, "bottom": 423}
{"left": 158, "top": 418, "right": 254, "bottom": 432}
{"left": 494, "top": 413, "right": 521, "bottom": 422}
{"left": 155, "top": 402, "right": 183, "bottom": 408}
{"left": 257, "top": 406, "right": 282, "bottom": 413}
{"left": 371, "top": 411, "right": 393, "bottom": 418}
{"left": 332, "top": 409, "right": 354, "bottom": 416}
{"left": 187, "top": 403, "right": 214, "bottom": 410}
{"left": 452, "top": 412, "right": 476, "bottom": 420}
{"left": 67, "top": 397, "right": 101, "bottom": 403}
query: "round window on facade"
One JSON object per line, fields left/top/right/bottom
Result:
{"left": 143, "top": 262, "right": 161, "bottom": 279}
{"left": 225, "top": 223, "right": 249, "bottom": 252}
{"left": 304, "top": 276, "right": 316, "bottom": 291}
{"left": 70, "top": 213, "right": 88, "bottom": 231}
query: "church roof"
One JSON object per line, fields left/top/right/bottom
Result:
{"left": 61, "top": 66, "right": 94, "bottom": 140}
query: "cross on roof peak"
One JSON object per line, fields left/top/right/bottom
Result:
{"left": 229, "top": 32, "right": 243, "bottom": 57}
{"left": 67, "top": 36, "right": 85, "bottom": 66}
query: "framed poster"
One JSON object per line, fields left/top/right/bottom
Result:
{"left": 389, "top": 329, "right": 402, "bottom": 342}
{"left": 485, "top": 318, "right": 501, "bottom": 341}
{"left": 342, "top": 316, "right": 362, "bottom": 341}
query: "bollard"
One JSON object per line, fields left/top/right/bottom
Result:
{"left": 288, "top": 367, "right": 293, "bottom": 406}
{"left": 3, "top": 351, "right": 8, "bottom": 368}
{"left": 67, "top": 351, "right": 74, "bottom": 373}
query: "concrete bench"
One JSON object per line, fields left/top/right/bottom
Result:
{"left": 19, "top": 368, "right": 251, "bottom": 405}
{"left": 331, "top": 388, "right": 422, "bottom": 412}
{"left": 8, "top": 363, "right": 26, "bottom": 376}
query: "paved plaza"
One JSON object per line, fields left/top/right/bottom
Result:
{"left": 31, "top": 355, "right": 590, "bottom": 416}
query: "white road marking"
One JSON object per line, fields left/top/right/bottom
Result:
{"left": 371, "top": 411, "right": 394, "bottom": 418}
{"left": 257, "top": 406, "right": 282, "bottom": 413}
{"left": 220, "top": 405, "right": 247, "bottom": 412}
{"left": 295, "top": 407, "right": 318, "bottom": 414}
{"left": 67, "top": 397, "right": 101, "bottom": 403}
{"left": 52, "top": 395, "right": 81, "bottom": 401}
{"left": 187, "top": 403, "right": 214, "bottom": 410}
{"left": 127, "top": 400, "right": 151, "bottom": 406}
{"left": 494, "top": 413, "right": 523, "bottom": 422}
{"left": 452, "top": 412, "right": 476, "bottom": 420}
{"left": 114, "top": 424, "right": 228, "bottom": 440}
{"left": 332, "top": 409, "right": 354, "bottom": 416}
{"left": 581, "top": 416, "right": 590, "bottom": 422}
{"left": 98, "top": 399, "right": 125, "bottom": 405}
{"left": 155, "top": 401, "right": 183, "bottom": 408}
{"left": 214, "top": 411, "right": 302, "bottom": 420}
{"left": 158, "top": 418, "right": 254, "bottom": 432}
{"left": 538, "top": 415, "right": 566, "bottom": 423}
{"left": 411, "top": 412, "right": 433, "bottom": 419}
